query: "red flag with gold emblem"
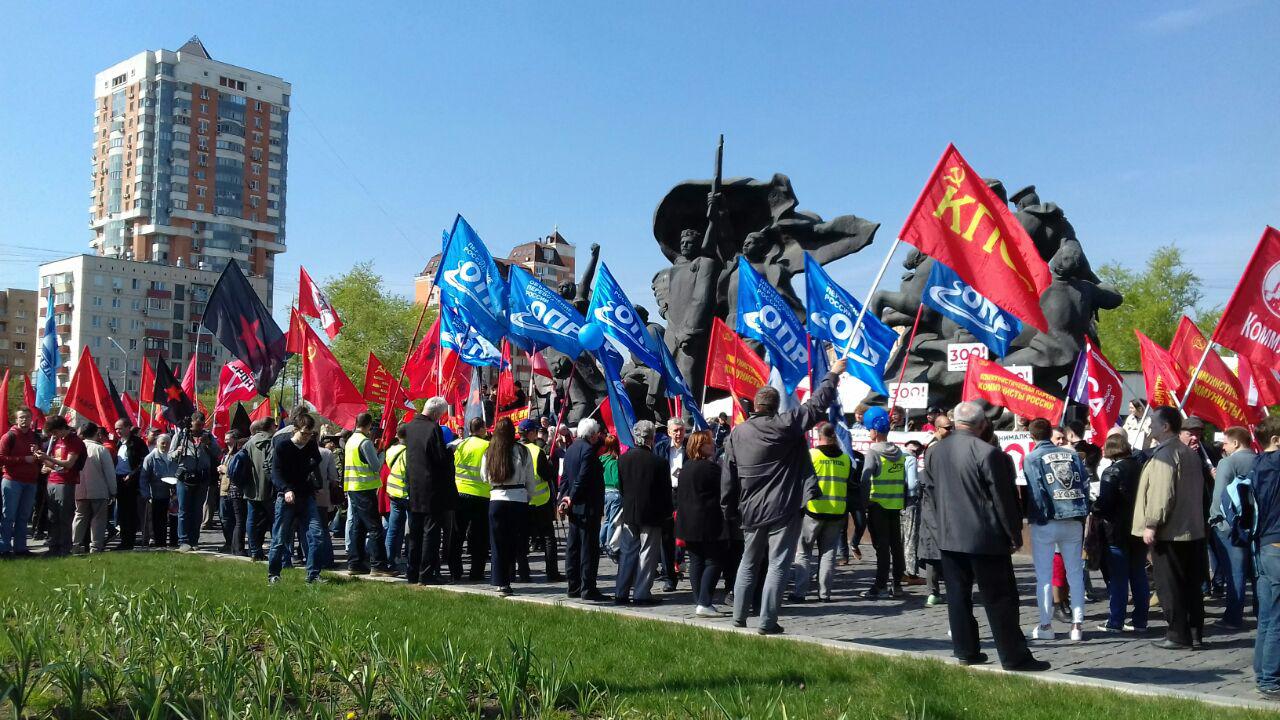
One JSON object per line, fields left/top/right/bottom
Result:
{"left": 299, "top": 316, "right": 367, "bottom": 429}
{"left": 362, "top": 353, "right": 400, "bottom": 405}
{"left": 1170, "top": 316, "right": 1259, "bottom": 426}
{"left": 900, "top": 144, "right": 1052, "bottom": 332}
{"left": 962, "top": 356, "right": 1064, "bottom": 420}
{"left": 1135, "top": 331, "right": 1187, "bottom": 407}
{"left": 706, "top": 317, "right": 770, "bottom": 399}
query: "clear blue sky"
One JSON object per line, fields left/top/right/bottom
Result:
{"left": 2, "top": 1, "right": 1277, "bottom": 318}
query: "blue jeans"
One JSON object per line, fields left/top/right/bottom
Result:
{"left": 267, "top": 493, "right": 323, "bottom": 581}
{"left": 1, "top": 480, "right": 37, "bottom": 553}
{"left": 1256, "top": 543, "right": 1280, "bottom": 692}
{"left": 600, "top": 490, "right": 622, "bottom": 549}
{"left": 345, "top": 489, "right": 389, "bottom": 570}
{"left": 1104, "top": 540, "right": 1150, "bottom": 630}
{"left": 386, "top": 496, "right": 409, "bottom": 565}
{"left": 175, "top": 482, "right": 207, "bottom": 546}
{"left": 1211, "top": 526, "right": 1252, "bottom": 626}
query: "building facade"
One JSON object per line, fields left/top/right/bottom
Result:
{"left": 413, "top": 230, "right": 576, "bottom": 306}
{"left": 89, "top": 36, "right": 289, "bottom": 302}
{"left": 0, "top": 289, "right": 38, "bottom": 378}
{"left": 38, "top": 255, "right": 268, "bottom": 397}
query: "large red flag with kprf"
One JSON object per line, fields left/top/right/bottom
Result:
{"left": 299, "top": 316, "right": 367, "bottom": 430}
{"left": 962, "top": 356, "right": 1064, "bottom": 420}
{"left": 362, "top": 353, "right": 400, "bottom": 405}
{"left": 900, "top": 144, "right": 1052, "bottom": 332}
{"left": 1213, "top": 226, "right": 1280, "bottom": 373}
{"left": 1171, "top": 316, "right": 1259, "bottom": 427}
{"left": 706, "top": 317, "right": 770, "bottom": 399}
{"left": 22, "top": 374, "right": 44, "bottom": 429}
{"left": 65, "top": 347, "right": 120, "bottom": 429}
{"left": 298, "top": 267, "right": 344, "bottom": 340}
{"left": 1239, "top": 355, "right": 1280, "bottom": 409}
{"left": 1082, "top": 339, "right": 1124, "bottom": 440}
{"left": 1135, "top": 331, "right": 1187, "bottom": 407}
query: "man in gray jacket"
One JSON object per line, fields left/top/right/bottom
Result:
{"left": 721, "top": 357, "right": 846, "bottom": 635}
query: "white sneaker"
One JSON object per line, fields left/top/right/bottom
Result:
{"left": 695, "top": 605, "right": 727, "bottom": 617}
{"left": 1030, "top": 624, "right": 1056, "bottom": 641}
{"left": 1069, "top": 626, "right": 1084, "bottom": 641}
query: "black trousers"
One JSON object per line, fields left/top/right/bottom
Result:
{"left": 219, "top": 496, "right": 247, "bottom": 555}
{"left": 406, "top": 509, "right": 453, "bottom": 583}
{"left": 450, "top": 494, "right": 490, "bottom": 579}
{"left": 518, "top": 503, "right": 559, "bottom": 579}
{"left": 564, "top": 510, "right": 601, "bottom": 595}
{"left": 685, "top": 540, "right": 728, "bottom": 608}
{"left": 117, "top": 478, "right": 140, "bottom": 548}
{"left": 488, "top": 500, "right": 528, "bottom": 588}
{"left": 867, "top": 504, "right": 905, "bottom": 588}
{"left": 1151, "top": 538, "right": 1208, "bottom": 645}
{"left": 150, "top": 495, "right": 175, "bottom": 547}
{"left": 658, "top": 515, "right": 679, "bottom": 583}
{"left": 247, "top": 499, "right": 273, "bottom": 558}
{"left": 941, "top": 550, "right": 1035, "bottom": 667}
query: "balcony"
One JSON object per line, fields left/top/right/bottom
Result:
{"left": 56, "top": 324, "right": 71, "bottom": 335}
{"left": 145, "top": 288, "right": 172, "bottom": 300}
{"left": 144, "top": 329, "right": 169, "bottom": 339}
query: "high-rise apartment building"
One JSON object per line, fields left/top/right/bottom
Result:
{"left": 0, "top": 289, "right": 38, "bottom": 378}
{"left": 89, "top": 36, "right": 289, "bottom": 299}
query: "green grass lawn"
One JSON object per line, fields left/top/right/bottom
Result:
{"left": 0, "top": 554, "right": 1267, "bottom": 719}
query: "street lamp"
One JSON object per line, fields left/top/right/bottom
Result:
{"left": 106, "top": 335, "right": 128, "bottom": 392}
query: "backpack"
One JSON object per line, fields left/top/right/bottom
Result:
{"left": 1223, "top": 468, "right": 1258, "bottom": 550}
{"left": 229, "top": 448, "right": 254, "bottom": 489}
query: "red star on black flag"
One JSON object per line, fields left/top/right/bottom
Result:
{"left": 153, "top": 357, "right": 196, "bottom": 426}
{"left": 201, "top": 260, "right": 288, "bottom": 395}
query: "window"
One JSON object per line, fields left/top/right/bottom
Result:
{"left": 0, "top": 339, "right": 7, "bottom": 349}
{"left": 198, "top": 152, "right": 208, "bottom": 166}
{"left": 173, "top": 303, "right": 185, "bottom": 319}
{"left": 248, "top": 180, "right": 259, "bottom": 191}
{"left": 200, "top": 103, "right": 208, "bottom": 113}
{"left": 171, "top": 342, "right": 183, "bottom": 358}
{"left": 111, "top": 297, "right": 121, "bottom": 308}
{"left": 93, "top": 274, "right": 105, "bottom": 287}
{"left": 251, "top": 163, "right": 261, "bottom": 175}
{"left": 198, "top": 120, "right": 209, "bottom": 134}
{"left": 254, "top": 101, "right": 262, "bottom": 111}
{"left": 200, "top": 88, "right": 209, "bottom": 100}
{"left": 14, "top": 342, "right": 25, "bottom": 352}
{"left": 12, "top": 357, "right": 23, "bottom": 368}
{"left": 131, "top": 299, "right": 141, "bottom": 311}
{"left": 14, "top": 326, "right": 26, "bottom": 335}
{"left": 249, "top": 196, "right": 259, "bottom": 208}
{"left": 91, "top": 316, "right": 101, "bottom": 328}
{"left": 196, "top": 187, "right": 206, "bottom": 197}
{"left": 131, "top": 278, "right": 140, "bottom": 290}
{"left": 128, "top": 339, "right": 137, "bottom": 350}
{"left": 111, "top": 277, "right": 123, "bottom": 289}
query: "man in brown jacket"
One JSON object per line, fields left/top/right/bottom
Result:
{"left": 1132, "top": 406, "right": 1208, "bottom": 650}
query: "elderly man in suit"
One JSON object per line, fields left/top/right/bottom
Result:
{"left": 558, "top": 418, "right": 610, "bottom": 602}
{"left": 928, "top": 401, "right": 1048, "bottom": 671}
{"left": 402, "top": 397, "right": 458, "bottom": 585}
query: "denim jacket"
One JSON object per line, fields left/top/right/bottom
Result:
{"left": 1022, "top": 440, "right": 1090, "bottom": 524}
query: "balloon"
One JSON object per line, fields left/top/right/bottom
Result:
{"left": 578, "top": 323, "right": 605, "bottom": 351}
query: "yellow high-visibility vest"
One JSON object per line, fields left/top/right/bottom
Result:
{"left": 454, "top": 436, "right": 490, "bottom": 498}
{"left": 869, "top": 454, "right": 906, "bottom": 511}
{"left": 343, "top": 431, "right": 380, "bottom": 492}
{"left": 807, "top": 448, "right": 851, "bottom": 515}
{"left": 524, "top": 442, "right": 551, "bottom": 507}
{"left": 385, "top": 444, "right": 407, "bottom": 499}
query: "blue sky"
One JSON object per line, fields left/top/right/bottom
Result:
{"left": 1, "top": 1, "right": 1277, "bottom": 318}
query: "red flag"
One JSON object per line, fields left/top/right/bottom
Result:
{"left": 1082, "top": 339, "right": 1124, "bottom": 440}
{"left": 214, "top": 360, "right": 260, "bottom": 440}
{"left": 962, "top": 356, "right": 1064, "bottom": 420}
{"left": 494, "top": 341, "right": 527, "bottom": 425}
{"left": 598, "top": 396, "right": 616, "bottom": 438}
{"left": 181, "top": 354, "right": 197, "bottom": 399}
{"left": 22, "top": 374, "right": 44, "bottom": 429}
{"left": 705, "top": 317, "right": 770, "bottom": 399}
{"left": 1171, "top": 316, "right": 1258, "bottom": 427}
{"left": 64, "top": 347, "right": 120, "bottom": 429}
{"left": 529, "top": 349, "right": 553, "bottom": 379}
{"left": 1212, "top": 226, "right": 1280, "bottom": 373}
{"left": 0, "top": 370, "right": 9, "bottom": 429}
{"left": 362, "top": 353, "right": 400, "bottom": 404}
{"left": 297, "top": 266, "right": 344, "bottom": 339}
{"left": 404, "top": 317, "right": 443, "bottom": 399}
{"left": 900, "top": 144, "right": 1052, "bottom": 332}
{"left": 1135, "top": 331, "right": 1188, "bottom": 407}
{"left": 139, "top": 360, "right": 155, "bottom": 405}
{"left": 286, "top": 307, "right": 308, "bottom": 355}
{"left": 730, "top": 393, "right": 746, "bottom": 426}
{"left": 299, "top": 316, "right": 367, "bottom": 429}
{"left": 1239, "top": 355, "right": 1280, "bottom": 409}
{"left": 250, "top": 398, "right": 272, "bottom": 422}
{"left": 121, "top": 392, "right": 140, "bottom": 427}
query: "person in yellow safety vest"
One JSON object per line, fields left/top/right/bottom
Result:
{"left": 383, "top": 426, "right": 410, "bottom": 570}
{"left": 858, "top": 406, "right": 918, "bottom": 599}
{"left": 344, "top": 413, "right": 396, "bottom": 576}
{"left": 517, "top": 418, "right": 563, "bottom": 582}
{"left": 789, "top": 421, "right": 861, "bottom": 603}
{"left": 447, "top": 418, "right": 491, "bottom": 582}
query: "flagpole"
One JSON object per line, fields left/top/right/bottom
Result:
{"left": 1176, "top": 341, "right": 1216, "bottom": 413}
{"left": 841, "top": 237, "right": 902, "bottom": 361}
{"left": 887, "top": 304, "right": 924, "bottom": 412}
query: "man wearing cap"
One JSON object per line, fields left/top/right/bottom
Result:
{"left": 518, "top": 418, "right": 562, "bottom": 582}
{"left": 859, "top": 406, "right": 917, "bottom": 599}
{"left": 790, "top": 421, "right": 858, "bottom": 602}
{"left": 721, "top": 357, "right": 847, "bottom": 635}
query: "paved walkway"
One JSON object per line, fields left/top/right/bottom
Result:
{"left": 30, "top": 523, "right": 1273, "bottom": 711}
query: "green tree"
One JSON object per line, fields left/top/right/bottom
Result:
{"left": 318, "top": 263, "right": 433, "bottom": 403}
{"left": 1095, "top": 246, "right": 1205, "bottom": 370}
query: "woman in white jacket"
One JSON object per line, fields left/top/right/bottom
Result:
{"left": 72, "top": 424, "right": 118, "bottom": 553}
{"left": 480, "top": 417, "right": 537, "bottom": 596}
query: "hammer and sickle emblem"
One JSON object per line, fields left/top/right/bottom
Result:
{"left": 944, "top": 166, "right": 965, "bottom": 187}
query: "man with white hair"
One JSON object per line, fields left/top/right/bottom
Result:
{"left": 653, "top": 417, "right": 688, "bottom": 591}
{"left": 615, "top": 420, "right": 672, "bottom": 605}
{"left": 559, "top": 417, "right": 609, "bottom": 601}
{"left": 402, "top": 397, "right": 458, "bottom": 585}
{"left": 928, "top": 401, "right": 1047, "bottom": 671}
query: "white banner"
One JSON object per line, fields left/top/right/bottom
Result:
{"left": 947, "top": 342, "right": 989, "bottom": 372}
{"left": 888, "top": 382, "right": 929, "bottom": 409}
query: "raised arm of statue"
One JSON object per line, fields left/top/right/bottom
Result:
{"left": 576, "top": 243, "right": 601, "bottom": 305}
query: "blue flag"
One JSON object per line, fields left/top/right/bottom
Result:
{"left": 656, "top": 340, "right": 708, "bottom": 430}
{"left": 437, "top": 215, "right": 508, "bottom": 355}
{"left": 592, "top": 344, "right": 639, "bottom": 448}
{"left": 440, "top": 304, "right": 503, "bottom": 367}
{"left": 587, "top": 263, "right": 665, "bottom": 371}
{"left": 507, "top": 266, "right": 585, "bottom": 357}
{"left": 803, "top": 254, "right": 894, "bottom": 395}
{"left": 810, "top": 336, "right": 853, "bottom": 456}
{"left": 921, "top": 261, "right": 1023, "bottom": 357}
{"left": 35, "top": 285, "right": 59, "bottom": 412}
{"left": 736, "top": 257, "right": 809, "bottom": 394}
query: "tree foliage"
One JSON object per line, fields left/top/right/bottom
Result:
{"left": 319, "top": 263, "right": 432, "bottom": 397}
{"left": 1095, "top": 246, "right": 1209, "bottom": 370}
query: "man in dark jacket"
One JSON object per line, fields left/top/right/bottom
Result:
{"left": 1251, "top": 414, "right": 1280, "bottom": 700}
{"left": 558, "top": 417, "right": 608, "bottom": 601}
{"left": 266, "top": 408, "right": 325, "bottom": 585}
{"left": 721, "top": 357, "right": 846, "bottom": 635}
{"left": 402, "top": 397, "right": 458, "bottom": 585}
{"left": 244, "top": 417, "right": 279, "bottom": 560}
{"left": 615, "top": 421, "right": 672, "bottom": 605}
{"left": 928, "top": 401, "right": 1046, "bottom": 671}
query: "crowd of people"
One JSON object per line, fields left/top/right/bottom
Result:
{"left": 1, "top": 370, "right": 1277, "bottom": 699}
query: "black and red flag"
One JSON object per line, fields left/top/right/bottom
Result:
{"left": 201, "top": 260, "right": 288, "bottom": 394}
{"left": 153, "top": 356, "right": 196, "bottom": 426}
